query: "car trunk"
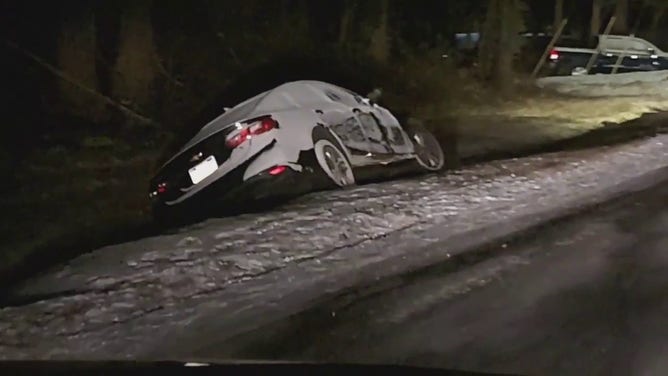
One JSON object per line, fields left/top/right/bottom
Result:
{"left": 151, "top": 128, "right": 236, "bottom": 202}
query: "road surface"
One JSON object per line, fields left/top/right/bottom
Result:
{"left": 197, "top": 179, "right": 668, "bottom": 376}
{"left": 1, "top": 134, "right": 668, "bottom": 361}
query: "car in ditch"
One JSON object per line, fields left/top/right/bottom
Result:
{"left": 149, "top": 80, "right": 444, "bottom": 220}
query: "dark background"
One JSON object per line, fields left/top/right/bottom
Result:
{"left": 2, "top": 0, "right": 665, "bottom": 160}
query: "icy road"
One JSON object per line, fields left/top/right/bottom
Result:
{"left": 210, "top": 172, "right": 668, "bottom": 376}
{"left": 1, "top": 134, "right": 668, "bottom": 360}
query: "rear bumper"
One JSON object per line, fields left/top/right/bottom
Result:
{"left": 223, "top": 165, "right": 308, "bottom": 202}
{"left": 151, "top": 163, "right": 313, "bottom": 221}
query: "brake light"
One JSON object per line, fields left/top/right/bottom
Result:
{"left": 250, "top": 117, "right": 278, "bottom": 135}
{"left": 226, "top": 116, "right": 278, "bottom": 148}
{"left": 225, "top": 128, "right": 250, "bottom": 148}
{"left": 268, "top": 165, "right": 287, "bottom": 175}
{"left": 149, "top": 182, "right": 168, "bottom": 198}
{"left": 549, "top": 49, "right": 560, "bottom": 60}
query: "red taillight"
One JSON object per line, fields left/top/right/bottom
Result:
{"left": 225, "top": 128, "right": 250, "bottom": 148}
{"left": 149, "top": 182, "right": 168, "bottom": 198}
{"left": 226, "top": 116, "right": 278, "bottom": 148}
{"left": 268, "top": 165, "right": 287, "bottom": 176}
{"left": 250, "top": 117, "right": 278, "bottom": 135}
{"left": 549, "top": 49, "right": 559, "bottom": 60}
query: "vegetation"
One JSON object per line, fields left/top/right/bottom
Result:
{"left": 4, "top": 1, "right": 666, "bottom": 140}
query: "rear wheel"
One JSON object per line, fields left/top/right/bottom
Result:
{"left": 407, "top": 124, "right": 445, "bottom": 172}
{"left": 313, "top": 129, "right": 355, "bottom": 187}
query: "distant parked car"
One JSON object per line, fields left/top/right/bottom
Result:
{"left": 518, "top": 32, "right": 582, "bottom": 72}
{"left": 149, "top": 80, "right": 444, "bottom": 219}
{"left": 450, "top": 31, "right": 584, "bottom": 72}
{"left": 547, "top": 35, "right": 668, "bottom": 75}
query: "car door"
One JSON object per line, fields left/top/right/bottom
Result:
{"left": 328, "top": 115, "right": 374, "bottom": 156}
{"left": 621, "top": 39, "right": 655, "bottom": 72}
{"left": 345, "top": 90, "right": 412, "bottom": 156}
{"left": 320, "top": 86, "right": 393, "bottom": 154}
{"left": 656, "top": 55, "right": 668, "bottom": 70}
{"left": 354, "top": 110, "right": 393, "bottom": 154}
{"left": 599, "top": 37, "right": 656, "bottom": 72}
{"left": 320, "top": 84, "right": 412, "bottom": 166}
{"left": 367, "top": 106, "right": 414, "bottom": 155}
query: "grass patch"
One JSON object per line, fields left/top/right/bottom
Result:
{"left": 0, "top": 139, "right": 162, "bottom": 288}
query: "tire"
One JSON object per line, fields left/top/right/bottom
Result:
{"left": 406, "top": 122, "right": 445, "bottom": 172}
{"left": 312, "top": 127, "right": 355, "bottom": 187}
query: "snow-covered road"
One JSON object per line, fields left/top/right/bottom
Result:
{"left": 1, "top": 134, "right": 668, "bottom": 359}
{"left": 536, "top": 71, "right": 668, "bottom": 99}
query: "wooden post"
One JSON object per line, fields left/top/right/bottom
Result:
{"left": 611, "top": 43, "right": 631, "bottom": 74}
{"left": 531, "top": 19, "right": 568, "bottom": 78}
{"left": 585, "top": 16, "right": 616, "bottom": 74}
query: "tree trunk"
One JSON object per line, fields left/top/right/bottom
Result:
{"left": 590, "top": 0, "right": 602, "bottom": 43}
{"left": 338, "top": 0, "right": 356, "bottom": 48}
{"left": 279, "top": 0, "right": 289, "bottom": 26}
{"left": 369, "top": 0, "right": 390, "bottom": 63}
{"left": 553, "top": 0, "right": 564, "bottom": 33}
{"left": 57, "top": 8, "right": 107, "bottom": 122}
{"left": 650, "top": 7, "right": 666, "bottom": 39}
{"left": 479, "top": 0, "right": 501, "bottom": 81}
{"left": 113, "top": 0, "right": 158, "bottom": 112}
{"left": 612, "top": 0, "right": 629, "bottom": 34}
{"left": 480, "top": 0, "right": 524, "bottom": 93}
{"left": 495, "top": 0, "right": 514, "bottom": 93}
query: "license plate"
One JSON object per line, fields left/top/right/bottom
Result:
{"left": 188, "top": 155, "right": 218, "bottom": 184}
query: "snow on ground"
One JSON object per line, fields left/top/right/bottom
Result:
{"left": 451, "top": 76, "right": 668, "bottom": 159}
{"left": 459, "top": 94, "right": 668, "bottom": 132}
{"left": 538, "top": 70, "right": 668, "bottom": 86}
{"left": 536, "top": 71, "right": 668, "bottom": 100}
{"left": 1, "top": 134, "right": 668, "bottom": 359}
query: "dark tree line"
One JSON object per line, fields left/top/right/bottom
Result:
{"left": 1, "top": 0, "right": 666, "bottom": 137}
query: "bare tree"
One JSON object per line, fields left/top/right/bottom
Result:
{"left": 645, "top": 0, "right": 668, "bottom": 38}
{"left": 479, "top": 0, "right": 500, "bottom": 80}
{"left": 369, "top": 0, "right": 390, "bottom": 63}
{"left": 57, "top": 8, "right": 106, "bottom": 121}
{"left": 479, "top": 0, "right": 525, "bottom": 93}
{"left": 554, "top": 0, "right": 564, "bottom": 33}
{"left": 612, "top": 0, "right": 629, "bottom": 34}
{"left": 113, "top": 0, "right": 158, "bottom": 111}
{"left": 591, "top": 0, "right": 602, "bottom": 43}
{"left": 338, "top": 0, "right": 357, "bottom": 48}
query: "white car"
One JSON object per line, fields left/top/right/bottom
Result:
{"left": 149, "top": 80, "right": 444, "bottom": 218}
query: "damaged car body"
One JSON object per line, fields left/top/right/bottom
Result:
{"left": 149, "top": 80, "right": 444, "bottom": 219}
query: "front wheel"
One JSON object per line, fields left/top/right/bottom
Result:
{"left": 407, "top": 124, "right": 445, "bottom": 172}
